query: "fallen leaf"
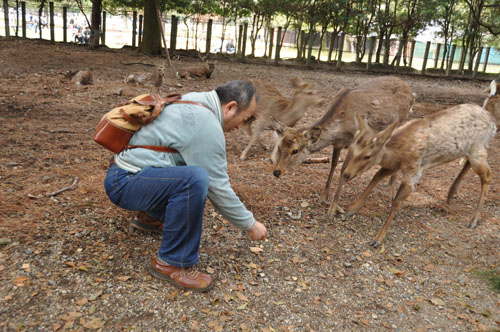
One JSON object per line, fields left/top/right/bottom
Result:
{"left": 235, "top": 292, "right": 248, "bottom": 302}
{"left": 206, "top": 266, "right": 215, "bottom": 274}
{"left": 116, "top": 276, "right": 131, "bottom": 281}
{"left": 76, "top": 298, "right": 88, "bottom": 306}
{"left": 190, "top": 320, "right": 200, "bottom": 332}
{"left": 237, "top": 303, "right": 247, "bottom": 310}
{"left": 88, "top": 290, "right": 103, "bottom": 301}
{"left": 430, "top": 298, "right": 445, "bottom": 306}
{"left": 249, "top": 247, "right": 263, "bottom": 254}
{"left": 82, "top": 317, "right": 105, "bottom": 329}
{"left": 60, "top": 312, "right": 83, "bottom": 322}
{"left": 4, "top": 294, "right": 13, "bottom": 301}
{"left": 52, "top": 323, "right": 62, "bottom": 331}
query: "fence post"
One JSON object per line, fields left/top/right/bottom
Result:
{"left": 170, "top": 15, "right": 177, "bottom": 53}
{"left": 336, "top": 34, "right": 345, "bottom": 69}
{"left": 472, "top": 47, "right": 483, "bottom": 79}
{"left": 421, "top": 41, "right": 431, "bottom": 75}
{"left": 274, "top": 26, "right": 282, "bottom": 65}
{"left": 446, "top": 44, "right": 457, "bottom": 77}
{"left": 267, "top": 26, "right": 274, "bottom": 58}
{"left": 3, "top": 0, "right": 10, "bottom": 38}
{"left": 433, "top": 43, "right": 441, "bottom": 68}
{"left": 138, "top": 14, "right": 143, "bottom": 47}
{"left": 49, "top": 2, "right": 54, "bottom": 41}
{"left": 21, "top": 1, "right": 26, "bottom": 38}
{"left": 482, "top": 47, "right": 490, "bottom": 72}
{"left": 101, "top": 11, "right": 106, "bottom": 46}
{"left": 132, "top": 11, "right": 137, "bottom": 47}
{"left": 241, "top": 22, "right": 248, "bottom": 60}
{"left": 366, "top": 36, "right": 376, "bottom": 71}
{"left": 205, "top": 19, "right": 212, "bottom": 54}
{"left": 408, "top": 40, "right": 416, "bottom": 69}
{"left": 236, "top": 24, "right": 242, "bottom": 55}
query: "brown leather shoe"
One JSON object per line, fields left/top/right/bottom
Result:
{"left": 130, "top": 212, "right": 163, "bottom": 234}
{"left": 149, "top": 254, "right": 214, "bottom": 292}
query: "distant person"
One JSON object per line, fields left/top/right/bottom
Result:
{"left": 226, "top": 39, "right": 235, "bottom": 54}
{"left": 83, "top": 27, "right": 91, "bottom": 44}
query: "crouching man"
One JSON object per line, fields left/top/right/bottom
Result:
{"left": 104, "top": 80, "right": 268, "bottom": 292}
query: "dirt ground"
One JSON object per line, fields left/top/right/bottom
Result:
{"left": 0, "top": 38, "right": 499, "bottom": 332}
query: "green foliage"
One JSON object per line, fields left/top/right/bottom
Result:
{"left": 473, "top": 269, "right": 500, "bottom": 293}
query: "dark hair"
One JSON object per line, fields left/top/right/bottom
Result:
{"left": 215, "top": 80, "right": 257, "bottom": 114}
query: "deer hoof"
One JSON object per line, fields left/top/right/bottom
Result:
{"left": 369, "top": 239, "right": 381, "bottom": 248}
{"left": 344, "top": 210, "right": 356, "bottom": 219}
{"left": 467, "top": 219, "right": 479, "bottom": 229}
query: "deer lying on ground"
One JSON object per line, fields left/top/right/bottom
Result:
{"left": 125, "top": 66, "right": 164, "bottom": 87}
{"left": 484, "top": 80, "right": 500, "bottom": 125}
{"left": 239, "top": 77, "right": 324, "bottom": 161}
{"left": 272, "top": 76, "right": 414, "bottom": 216}
{"left": 175, "top": 55, "right": 216, "bottom": 79}
{"left": 341, "top": 103, "right": 497, "bottom": 247}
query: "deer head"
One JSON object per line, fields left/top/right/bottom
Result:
{"left": 272, "top": 120, "right": 321, "bottom": 177}
{"left": 289, "top": 77, "right": 323, "bottom": 108}
{"left": 342, "top": 113, "right": 398, "bottom": 181}
{"left": 483, "top": 80, "right": 500, "bottom": 125}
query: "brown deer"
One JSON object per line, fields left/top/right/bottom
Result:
{"left": 175, "top": 55, "right": 216, "bottom": 79}
{"left": 272, "top": 76, "right": 414, "bottom": 216}
{"left": 483, "top": 80, "right": 500, "bottom": 125}
{"left": 125, "top": 66, "right": 164, "bottom": 87}
{"left": 342, "top": 105, "right": 497, "bottom": 247}
{"left": 239, "top": 77, "right": 324, "bottom": 161}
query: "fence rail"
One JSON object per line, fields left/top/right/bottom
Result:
{"left": 1, "top": 2, "right": 499, "bottom": 80}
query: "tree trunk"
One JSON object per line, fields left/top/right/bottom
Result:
{"left": 89, "top": 0, "right": 101, "bottom": 48}
{"left": 141, "top": 0, "right": 161, "bottom": 55}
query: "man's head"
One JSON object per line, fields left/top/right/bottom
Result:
{"left": 216, "top": 80, "right": 257, "bottom": 132}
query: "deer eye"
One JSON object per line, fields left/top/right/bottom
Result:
{"left": 364, "top": 155, "right": 371, "bottom": 160}
{"left": 291, "top": 149, "right": 298, "bottom": 155}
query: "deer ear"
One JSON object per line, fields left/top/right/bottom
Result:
{"left": 305, "top": 127, "right": 321, "bottom": 143}
{"left": 490, "top": 80, "right": 497, "bottom": 96}
{"left": 354, "top": 113, "right": 367, "bottom": 131}
{"left": 376, "top": 121, "right": 398, "bottom": 144}
{"left": 271, "top": 118, "right": 288, "bottom": 136}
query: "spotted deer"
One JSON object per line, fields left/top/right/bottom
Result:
{"left": 175, "top": 54, "right": 216, "bottom": 79}
{"left": 342, "top": 104, "right": 497, "bottom": 247}
{"left": 272, "top": 76, "right": 414, "bottom": 216}
{"left": 483, "top": 80, "right": 500, "bottom": 125}
{"left": 239, "top": 77, "right": 324, "bottom": 161}
{"left": 125, "top": 66, "right": 164, "bottom": 87}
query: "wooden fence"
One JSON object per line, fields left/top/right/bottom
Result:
{"left": 1, "top": 2, "right": 499, "bottom": 80}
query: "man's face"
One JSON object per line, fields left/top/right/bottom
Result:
{"left": 222, "top": 96, "right": 256, "bottom": 132}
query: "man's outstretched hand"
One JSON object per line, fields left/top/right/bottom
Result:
{"left": 248, "top": 221, "right": 268, "bottom": 241}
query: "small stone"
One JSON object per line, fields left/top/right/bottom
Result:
{"left": 48, "top": 280, "right": 57, "bottom": 286}
{"left": 24, "top": 249, "right": 34, "bottom": 255}
{"left": 0, "top": 238, "right": 12, "bottom": 245}
{"left": 343, "top": 262, "right": 353, "bottom": 268}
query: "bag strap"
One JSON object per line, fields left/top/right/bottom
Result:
{"left": 125, "top": 99, "right": 213, "bottom": 153}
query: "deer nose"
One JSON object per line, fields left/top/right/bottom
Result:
{"left": 273, "top": 170, "right": 281, "bottom": 178}
{"left": 343, "top": 173, "right": 351, "bottom": 181}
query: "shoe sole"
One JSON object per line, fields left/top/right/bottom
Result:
{"left": 130, "top": 218, "right": 163, "bottom": 234}
{"left": 148, "top": 266, "right": 214, "bottom": 292}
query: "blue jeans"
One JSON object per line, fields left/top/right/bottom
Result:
{"left": 104, "top": 164, "right": 209, "bottom": 267}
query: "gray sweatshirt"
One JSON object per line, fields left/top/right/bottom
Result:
{"left": 114, "top": 90, "right": 255, "bottom": 230}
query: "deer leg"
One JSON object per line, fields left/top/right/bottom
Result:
{"left": 446, "top": 160, "right": 471, "bottom": 204}
{"left": 240, "top": 120, "right": 265, "bottom": 161}
{"left": 327, "top": 149, "right": 353, "bottom": 217}
{"left": 468, "top": 154, "right": 491, "bottom": 229}
{"left": 371, "top": 180, "right": 413, "bottom": 248}
{"left": 319, "top": 148, "right": 341, "bottom": 202}
{"left": 388, "top": 174, "right": 398, "bottom": 200}
{"left": 345, "top": 168, "right": 396, "bottom": 218}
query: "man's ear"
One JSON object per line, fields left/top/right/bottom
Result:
{"left": 222, "top": 101, "right": 238, "bottom": 118}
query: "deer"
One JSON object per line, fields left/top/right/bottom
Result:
{"left": 175, "top": 54, "right": 216, "bottom": 79}
{"left": 238, "top": 77, "right": 324, "bottom": 161}
{"left": 341, "top": 103, "right": 497, "bottom": 247}
{"left": 272, "top": 76, "right": 414, "bottom": 217}
{"left": 483, "top": 80, "right": 500, "bottom": 125}
{"left": 125, "top": 66, "right": 164, "bottom": 87}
